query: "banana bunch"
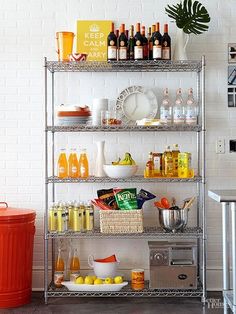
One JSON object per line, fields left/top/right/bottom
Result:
{"left": 112, "top": 153, "right": 136, "bottom": 165}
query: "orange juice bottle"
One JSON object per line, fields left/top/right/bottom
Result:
{"left": 57, "top": 149, "right": 68, "bottom": 178}
{"left": 69, "top": 248, "right": 80, "bottom": 281}
{"left": 54, "top": 248, "right": 64, "bottom": 287}
{"left": 68, "top": 148, "right": 80, "bottom": 178}
{"left": 78, "top": 149, "right": 89, "bottom": 178}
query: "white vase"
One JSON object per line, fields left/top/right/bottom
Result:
{"left": 95, "top": 141, "right": 106, "bottom": 177}
{"left": 173, "top": 28, "right": 190, "bottom": 61}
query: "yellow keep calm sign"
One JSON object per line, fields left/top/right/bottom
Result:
{"left": 77, "top": 20, "right": 112, "bottom": 61}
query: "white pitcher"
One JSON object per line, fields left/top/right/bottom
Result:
{"left": 94, "top": 141, "right": 106, "bottom": 177}
{"left": 88, "top": 255, "right": 119, "bottom": 278}
{"left": 173, "top": 28, "right": 190, "bottom": 61}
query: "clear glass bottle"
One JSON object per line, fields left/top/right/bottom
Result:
{"left": 145, "top": 152, "right": 154, "bottom": 177}
{"left": 68, "top": 148, "right": 80, "bottom": 178}
{"left": 160, "top": 88, "right": 172, "bottom": 125}
{"left": 163, "top": 145, "right": 173, "bottom": 177}
{"left": 54, "top": 247, "right": 64, "bottom": 287}
{"left": 57, "top": 148, "right": 68, "bottom": 178}
{"left": 173, "top": 88, "right": 185, "bottom": 125}
{"left": 172, "top": 144, "right": 180, "bottom": 177}
{"left": 185, "top": 88, "right": 198, "bottom": 125}
{"left": 78, "top": 149, "right": 89, "bottom": 178}
{"left": 69, "top": 247, "right": 80, "bottom": 281}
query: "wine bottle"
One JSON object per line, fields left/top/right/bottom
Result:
{"left": 118, "top": 24, "right": 128, "bottom": 61}
{"left": 107, "top": 22, "right": 117, "bottom": 61}
{"left": 141, "top": 26, "right": 148, "bottom": 60}
{"left": 128, "top": 25, "right": 135, "bottom": 60}
{"left": 148, "top": 26, "right": 152, "bottom": 60}
{"left": 134, "top": 23, "right": 143, "bottom": 60}
{"left": 162, "top": 24, "right": 171, "bottom": 60}
{"left": 152, "top": 22, "right": 162, "bottom": 60}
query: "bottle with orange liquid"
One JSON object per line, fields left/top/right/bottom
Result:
{"left": 145, "top": 152, "right": 154, "bottom": 177}
{"left": 78, "top": 149, "right": 89, "bottom": 178}
{"left": 69, "top": 248, "right": 80, "bottom": 281}
{"left": 68, "top": 148, "right": 80, "bottom": 178}
{"left": 54, "top": 248, "right": 65, "bottom": 287}
{"left": 57, "top": 149, "right": 68, "bottom": 178}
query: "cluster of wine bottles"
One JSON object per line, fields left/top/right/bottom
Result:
{"left": 107, "top": 22, "right": 171, "bottom": 61}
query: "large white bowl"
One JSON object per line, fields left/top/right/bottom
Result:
{"left": 62, "top": 281, "right": 128, "bottom": 292}
{"left": 103, "top": 164, "right": 138, "bottom": 178}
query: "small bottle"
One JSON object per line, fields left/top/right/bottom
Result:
{"left": 79, "top": 201, "right": 86, "bottom": 231}
{"left": 54, "top": 248, "right": 64, "bottom": 287}
{"left": 68, "top": 201, "right": 75, "bottom": 230}
{"left": 69, "top": 248, "right": 80, "bottom": 282}
{"left": 118, "top": 24, "right": 128, "bottom": 60}
{"left": 152, "top": 22, "right": 162, "bottom": 60}
{"left": 145, "top": 152, "right": 154, "bottom": 177}
{"left": 72, "top": 203, "right": 80, "bottom": 232}
{"left": 172, "top": 144, "right": 180, "bottom": 177}
{"left": 163, "top": 146, "right": 174, "bottom": 177}
{"left": 162, "top": 24, "right": 171, "bottom": 60}
{"left": 134, "top": 23, "right": 143, "bottom": 60}
{"left": 48, "top": 203, "right": 57, "bottom": 232}
{"left": 185, "top": 88, "right": 198, "bottom": 125}
{"left": 78, "top": 149, "right": 89, "bottom": 178}
{"left": 173, "top": 88, "right": 185, "bottom": 125}
{"left": 141, "top": 26, "right": 148, "bottom": 60}
{"left": 57, "top": 202, "right": 66, "bottom": 233}
{"left": 148, "top": 26, "right": 153, "bottom": 60}
{"left": 85, "top": 202, "right": 94, "bottom": 231}
{"left": 128, "top": 25, "right": 135, "bottom": 60}
{"left": 57, "top": 149, "right": 68, "bottom": 178}
{"left": 68, "top": 148, "right": 80, "bottom": 178}
{"left": 107, "top": 22, "right": 117, "bottom": 61}
{"left": 160, "top": 88, "right": 172, "bottom": 125}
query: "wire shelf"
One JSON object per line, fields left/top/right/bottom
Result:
{"left": 46, "top": 175, "right": 202, "bottom": 184}
{"left": 47, "top": 226, "right": 203, "bottom": 239}
{"left": 47, "top": 281, "right": 203, "bottom": 298}
{"left": 46, "top": 60, "right": 202, "bottom": 73}
{"left": 46, "top": 125, "right": 201, "bottom": 133}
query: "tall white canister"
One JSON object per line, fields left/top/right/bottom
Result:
{"left": 92, "top": 98, "right": 108, "bottom": 126}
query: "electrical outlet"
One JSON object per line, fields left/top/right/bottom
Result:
{"left": 216, "top": 139, "right": 225, "bottom": 154}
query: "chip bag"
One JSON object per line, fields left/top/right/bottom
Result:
{"left": 137, "top": 189, "right": 156, "bottom": 209}
{"left": 113, "top": 188, "right": 138, "bottom": 210}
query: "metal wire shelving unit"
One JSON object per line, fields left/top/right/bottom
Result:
{"left": 44, "top": 57, "right": 206, "bottom": 303}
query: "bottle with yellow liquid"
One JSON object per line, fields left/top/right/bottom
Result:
{"left": 68, "top": 148, "right": 80, "bottom": 178}
{"left": 172, "top": 144, "right": 180, "bottom": 177}
{"left": 163, "top": 145, "right": 173, "bottom": 177}
{"left": 78, "top": 149, "right": 89, "bottom": 178}
{"left": 145, "top": 152, "right": 154, "bottom": 177}
{"left": 57, "top": 149, "right": 68, "bottom": 178}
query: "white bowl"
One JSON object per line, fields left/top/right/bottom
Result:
{"left": 62, "top": 281, "right": 128, "bottom": 292}
{"left": 103, "top": 165, "right": 138, "bottom": 178}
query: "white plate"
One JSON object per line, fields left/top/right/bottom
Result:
{"left": 62, "top": 281, "right": 128, "bottom": 292}
{"left": 116, "top": 86, "right": 158, "bottom": 125}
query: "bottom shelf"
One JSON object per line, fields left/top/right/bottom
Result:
{"left": 47, "top": 280, "right": 203, "bottom": 298}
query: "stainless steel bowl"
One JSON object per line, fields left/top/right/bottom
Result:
{"left": 158, "top": 208, "right": 189, "bottom": 233}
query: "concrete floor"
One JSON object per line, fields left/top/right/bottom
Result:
{"left": 0, "top": 292, "right": 231, "bottom": 314}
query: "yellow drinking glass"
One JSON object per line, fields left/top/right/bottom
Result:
{"left": 56, "top": 32, "right": 75, "bottom": 61}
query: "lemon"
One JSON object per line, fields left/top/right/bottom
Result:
{"left": 94, "top": 278, "right": 103, "bottom": 285}
{"left": 84, "top": 276, "right": 94, "bottom": 285}
{"left": 91, "top": 275, "right": 97, "bottom": 281}
{"left": 104, "top": 277, "right": 114, "bottom": 284}
{"left": 114, "top": 276, "right": 123, "bottom": 284}
{"left": 75, "top": 276, "right": 84, "bottom": 284}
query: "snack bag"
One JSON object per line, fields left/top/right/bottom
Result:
{"left": 113, "top": 188, "right": 138, "bottom": 210}
{"left": 137, "top": 189, "right": 156, "bottom": 209}
{"left": 97, "top": 188, "right": 118, "bottom": 209}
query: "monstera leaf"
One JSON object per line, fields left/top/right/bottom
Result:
{"left": 165, "top": 0, "right": 210, "bottom": 34}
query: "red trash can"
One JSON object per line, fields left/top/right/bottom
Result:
{"left": 0, "top": 202, "right": 36, "bottom": 308}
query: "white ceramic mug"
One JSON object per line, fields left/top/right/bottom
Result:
{"left": 88, "top": 255, "right": 119, "bottom": 278}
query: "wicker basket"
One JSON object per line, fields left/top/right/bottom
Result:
{"left": 100, "top": 209, "right": 143, "bottom": 233}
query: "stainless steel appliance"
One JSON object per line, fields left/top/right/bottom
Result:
{"left": 148, "top": 241, "right": 197, "bottom": 290}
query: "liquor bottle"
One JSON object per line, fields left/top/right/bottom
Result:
{"left": 107, "top": 22, "right": 117, "bottom": 61}
{"left": 148, "top": 26, "right": 153, "bottom": 60}
{"left": 128, "top": 25, "right": 135, "bottom": 60}
{"left": 57, "top": 149, "right": 68, "bottom": 178}
{"left": 141, "top": 26, "right": 148, "bottom": 60}
{"left": 172, "top": 144, "right": 180, "bottom": 177}
{"left": 160, "top": 88, "right": 172, "bottom": 125}
{"left": 173, "top": 88, "right": 185, "bottom": 125}
{"left": 68, "top": 148, "right": 80, "bottom": 178}
{"left": 185, "top": 88, "right": 198, "bottom": 125}
{"left": 145, "top": 152, "right": 154, "bottom": 177}
{"left": 78, "top": 149, "right": 89, "bottom": 178}
{"left": 162, "top": 24, "right": 171, "bottom": 60}
{"left": 163, "top": 146, "right": 173, "bottom": 177}
{"left": 69, "top": 248, "right": 80, "bottom": 281}
{"left": 134, "top": 23, "right": 143, "bottom": 60}
{"left": 115, "top": 29, "right": 119, "bottom": 60}
{"left": 153, "top": 22, "right": 162, "bottom": 60}
{"left": 118, "top": 24, "right": 128, "bottom": 61}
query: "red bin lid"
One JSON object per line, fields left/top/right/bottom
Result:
{"left": 0, "top": 202, "right": 36, "bottom": 222}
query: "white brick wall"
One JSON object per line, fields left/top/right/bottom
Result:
{"left": 0, "top": 0, "right": 235, "bottom": 290}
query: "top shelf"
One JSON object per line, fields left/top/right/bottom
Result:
{"left": 45, "top": 60, "right": 203, "bottom": 73}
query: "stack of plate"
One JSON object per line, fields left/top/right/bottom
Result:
{"left": 56, "top": 107, "right": 91, "bottom": 126}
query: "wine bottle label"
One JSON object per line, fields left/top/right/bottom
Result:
{"left": 134, "top": 46, "right": 143, "bottom": 59}
{"left": 108, "top": 46, "right": 117, "bottom": 59}
{"left": 162, "top": 47, "right": 170, "bottom": 60}
{"left": 153, "top": 46, "right": 162, "bottom": 59}
{"left": 119, "top": 47, "right": 127, "bottom": 60}
{"left": 173, "top": 109, "right": 184, "bottom": 123}
{"left": 160, "top": 109, "right": 172, "bottom": 123}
